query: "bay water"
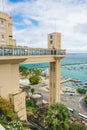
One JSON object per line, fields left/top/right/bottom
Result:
{"left": 20, "top": 53, "right": 87, "bottom": 88}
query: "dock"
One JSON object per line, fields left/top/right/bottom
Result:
{"left": 61, "top": 78, "right": 82, "bottom": 84}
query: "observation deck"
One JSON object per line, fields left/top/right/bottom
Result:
{"left": 0, "top": 46, "right": 66, "bottom": 64}
{"left": 0, "top": 46, "right": 65, "bottom": 56}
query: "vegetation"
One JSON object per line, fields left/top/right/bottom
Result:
{"left": 1, "top": 96, "right": 86, "bottom": 130}
{"left": 19, "top": 66, "right": 42, "bottom": 85}
{"left": 6, "top": 121, "right": 23, "bottom": 130}
{"left": 33, "top": 69, "right": 42, "bottom": 76}
{"left": 0, "top": 96, "right": 17, "bottom": 121}
{"left": 26, "top": 85, "right": 35, "bottom": 97}
{"left": 84, "top": 96, "right": 87, "bottom": 105}
{"left": 29, "top": 75, "right": 40, "bottom": 85}
{"left": 0, "top": 115, "right": 7, "bottom": 125}
{"left": 29, "top": 68, "right": 42, "bottom": 76}
{"left": 31, "top": 88, "right": 35, "bottom": 95}
{"left": 26, "top": 99, "right": 37, "bottom": 113}
{"left": 69, "top": 123, "right": 86, "bottom": 130}
{"left": 44, "top": 103, "right": 87, "bottom": 130}
{"left": 76, "top": 88, "right": 86, "bottom": 94}
{"left": 19, "top": 66, "right": 42, "bottom": 77}
{"left": 45, "top": 103, "right": 71, "bottom": 130}
{"left": 19, "top": 66, "right": 28, "bottom": 77}
{"left": 0, "top": 97, "right": 24, "bottom": 129}
{"left": 29, "top": 69, "right": 41, "bottom": 85}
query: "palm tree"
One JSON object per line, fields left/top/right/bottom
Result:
{"left": 69, "top": 123, "right": 86, "bottom": 130}
{"left": 45, "top": 103, "right": 71, "bottom": 130}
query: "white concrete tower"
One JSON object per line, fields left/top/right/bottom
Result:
{"left": 48, "top": 32, "right": 62, "bottom": 104}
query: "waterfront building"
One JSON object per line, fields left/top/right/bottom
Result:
{"left": 0, "top": 11, "right": 16, "bottom": 46}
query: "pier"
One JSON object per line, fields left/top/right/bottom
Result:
{"left": 61, "top": 78, "right": 82, "bottom": 84}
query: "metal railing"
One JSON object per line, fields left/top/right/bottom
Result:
{"left": 0, "top": 46, "right": 66, "bottom": 56}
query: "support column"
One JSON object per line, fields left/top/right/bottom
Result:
{"left": 49, "top": 59, "right": 61, "bottom": 104}
{"left": 49, "top": 62, "right": 56, "bottom": 104}
{"left": 0, "top": 64, "right": 19, "bottom": 99}
{"left": 0, "top": 64, "right": 27, "bottom": 120}
{"left": 55, "top": 59, "right": 61, "bottom": 103}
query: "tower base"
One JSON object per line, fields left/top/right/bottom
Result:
{"left": 9, "top": 89, "right": 27, "bottom": 121}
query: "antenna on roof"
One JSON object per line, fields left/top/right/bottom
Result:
{"left": 55, "top": 18, "right": 57, "bottom": 32}
{"left": 2, "top": 0, "right": 4, "bottom": 11}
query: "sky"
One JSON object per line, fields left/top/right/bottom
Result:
{"left": 0, "top": 0, "right": 87, "bottom": 52}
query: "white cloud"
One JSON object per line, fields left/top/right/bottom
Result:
{"left": 0, "top": 0, "right": 87, "bottom": 52}
{"left": 23, "top": 19, "right": 32, "bottom": 25}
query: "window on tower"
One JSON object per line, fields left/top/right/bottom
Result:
{"left": 50, "top": 35, "right": 53, "bottom": 39}
{"left": 50, "top": 40, "right": 53, "bottom": 44}
{"left": 0, "top": 27, "right": 5, "bottom": 33}
{"left": 2, "top": 34, "right": 4, "bottom": 40}
{"left": 1, "top": 20, "right": 4, "bottom": 25}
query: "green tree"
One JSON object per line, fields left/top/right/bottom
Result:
{"left": 27, "top": 85, "right": 31, "bottom": 90}
{"left": 19, "top": 66, "right": 28, "bottom": 77}
{"left": 76, "top": 88, "right": 86, "bottom": 94}
{"left": 29, "top": 75, "right": 40, "bottom": 85}
{"left": 31, "top": 88, "right": 35, "bottom": 95}
{"left": 84, "top": 96, "right": 87, "bottom": 105}
{"left": 26, "top": 99, "right": 36, "bottom": 113}
{"left": 33, "top": 69, "right": 42, "bottom": 76}
{"left": 28, "top": 68, "right": 42, "bottom": 77}
{"left": 69, "top": 123, "right": 86, "bottom": 130}
{"left": 45, "top": 103, "right": 71, "bottom": 130}
{"left": 26, "top": 86, "right": 35, "bottom": 97}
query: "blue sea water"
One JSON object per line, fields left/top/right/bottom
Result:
{"left": 61, "top": 53, "right": 87, "bottom": 88}
{"left": 61, "top": 53, "right": 87, "bottom": 65}
{"left": 20, "top": 53, "right": 87, "bottom": 88}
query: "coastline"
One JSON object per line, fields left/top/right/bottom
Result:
{"left": 20, "top": 76, "right": 77, "bottom": 95}
{"left": 20, "top": 63, "right": 87, "bottom": 95}
{"left": 62, "top": 63, "right": 87, "bottom": 66}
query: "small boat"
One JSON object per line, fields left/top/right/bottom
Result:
{"left": 78, "top": 85, "right": 81, "bottom": 87}
{"left": 80, "top": 83, "right": 83, "bottom": 85}
{"left": 85, "top": 82, "right": 87, "bottom": 85}
{"left": 83, "top": 85, "right": 87, "bottom": 88}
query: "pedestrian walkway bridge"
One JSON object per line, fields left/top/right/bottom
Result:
{"left": 0, "top": 46, "right": 66, "bottom": 64}
{"left": 0, "top": 46, "right": 65, "bottom": 56}
{"left": 0, "top": 45, "right": 66, "bottom": 117}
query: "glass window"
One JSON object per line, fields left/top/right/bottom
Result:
{"left": 1, "top": 20, "right": 4, "bottom": 25}
{"left": 0, "top": 48, "right": 3, "bottom": 56}
{"left": 50, "top": 35, "right": 53, "bottom": 39}
{"left": 2, "top": 34, "right": 4, "bottom": 40}
{"left": 0, "top": 27, "right": 5, "bottom": 33}
{"left": 50, "top": 40, "right": 53, "bottom": 44}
